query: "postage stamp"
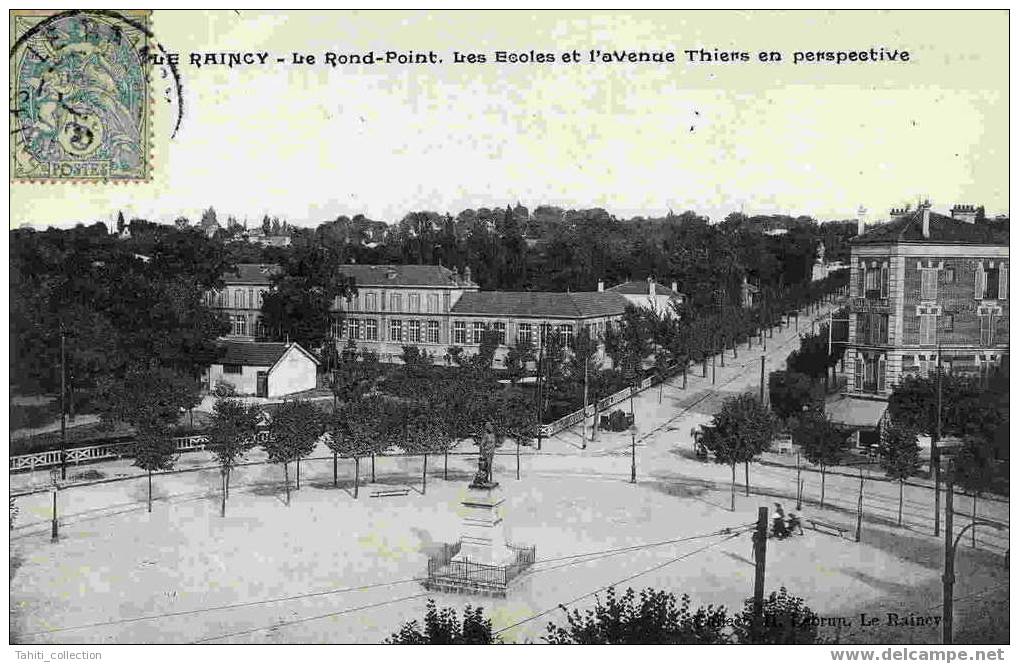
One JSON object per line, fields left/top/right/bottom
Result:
{"left": 10, "top": 10, "right": 152, "bottom": 183}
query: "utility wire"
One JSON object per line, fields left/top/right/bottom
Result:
{"left": 493, "top": 529, "right": 745, "bottom": 636}
{"left": 21, "top": 525, "right": 753, "bottom": 637}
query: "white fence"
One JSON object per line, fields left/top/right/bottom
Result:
{"left": 10, "top": 435, "right": 210, "bottom": 473}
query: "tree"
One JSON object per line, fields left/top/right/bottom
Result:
{"left": 260, "top": 239, "right": 355, "bottom": 349}
{"left": 768, "top": 370, "right": 822, "bottom": 421}
{"left": 888, "top": 373, "right": 1003, "bottom": 449}
{"left": 329, "top": 396, "right": 387, "bottom": 498}
{"left": 949, "top": 437, "right": 998, "bottom": 547}
{"left": 404, "top": 402, "right": 447, "bottom": 494}
{"left": 700, "top": 393, "right": 777, "bottom": 510}
{"left": 385, "top": 600, "right": 497, "bottom": 644}
{"left": 544, "top": 587, "right": 729, "bottom": 645}
{"left": 793, "top": 409, "right": 848, "bottom": 508}
{"left": 206, "top": 398, "right": 261, "bottom": 516}
{"left": 432, "top": 375, "right": 480, "bottom": 480}
{"left": 503, "top": 337, "right": 535, "bottom": 385}
{"left": 731, "top": 587, "right": 819, "bottom": 644}
{"left": 877, "top": 422, "right": 921, "bottom": 526}
{"left": 93, "top": 364, "right": 201, "bottom": 513}
{"left": 263, "top": 399, "right": 323, "bottom": 505}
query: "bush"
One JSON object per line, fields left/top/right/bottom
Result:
{"left": 10, "top": 403, "right": 58, "bottom": 430}
{"left": 545, "top": 587, "right": 729, "bottom": 645}
{"left": 213, "top": 380, "right": 237, "bottom": 398}
{"left": 385, "top": 600, "right": 497, "bottom": 644}
{"left": 731, "top": 587, "right": 819, "bottom": 644}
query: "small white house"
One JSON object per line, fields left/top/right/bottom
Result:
{"left": 207, "top": 341, "right": 319, "bottom": 399}
{"left": 606, "top": 277, "right": 685, "bottom": 318}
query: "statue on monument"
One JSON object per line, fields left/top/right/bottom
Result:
{"left": 470, "top": 421, "right": 499, "bottom": 489}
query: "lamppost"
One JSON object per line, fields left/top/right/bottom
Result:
{"left": 941, "top": 465, "right": 1007, "bottom": 644}
{"left": 49, "top": 469, "right": 61, "bottom": 542}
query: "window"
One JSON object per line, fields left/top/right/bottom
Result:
{"left": 223, "top": 364, "right": 242, "bottom": 374}
{"left": 854, "top": 352, "right": 885, "bottom": 393}
{"left": 472, "top": 322, "right": 486, "bottom": 344}
{"left": 231, "top": 315, "right": 247, "bottom": 336}
{"left": 943, "top": 268, "right": 956, "bottom": 284}
{"left": 443, "top": 292, "right": 451, "bottom": 312}
{"left": 518, "top": 323, "right": 532, "bottom": 345}
{"left": 559, "top": 324, "right": 573, "bottom": 347}
{"left": 409, "top": 294, "right": 421, "bottom": 313}
{"left": 939, "top": 314, "right": 955, "bottom": 332}
{"left": 920, "top": 268, "right": 938, "bottom": 301}
{"left": 391, "top": 293, "right": 402, "bottom": 312}
{"left": 248, "top": 289, "right": 255, "bottom": 309}
{"left": 539, "top": 323, "right": 553, "bottom": 343}
{"left": 492, "top": 322, "right": 506, "bottom": 345}
{"left": 453, "top": 321, "right": 466, "bottom": 344}
{"left": 863, "top": 266, "right": 888, "bottom": 300}
{"left": 976, "top": 264, "right": 1008, "bottom": 300}
{"left": 984, "top": 268, "right": 1000, "bottom": 299}
{"left": 390, "top": 319, "right": 404, "bottom": 342}
{"left": 365, "top": 293, "right": 377, "bottom": 310}
{"left": 347, "top": 318, "right": 360, "bottom": 340}
{"left": 409, "top": 320, "right": 422, "bottom": 342}
{"left": 256, "top": 318, "right": 267, "bottom": 339}
{"left": 979, "top": 314, "right": 996, "bottom": 346}
{"left": 330, "top": 318, "right": 344, "bottom": 339}
{"left": 857, "top": 313, "right": 888, "bottom": 345}
{"left": 427, "top": 320, "right": 440, "bottom": 344}
{"left": 365, "top": 319, "right": 378, "bottom": 341}
{"left": 918, "top": 314, "right": 937, "bottom": 346}
{"left": 427, "top": 294, "right": 438, "bottom": 313}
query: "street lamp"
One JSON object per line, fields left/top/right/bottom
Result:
{"left": 942, "top": 473, "right": 1007, "bottom": 644}
{"left": 49, "top": 469, "right": 61, "bottom": 542}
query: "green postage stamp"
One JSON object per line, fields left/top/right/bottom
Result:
{"left": 10, "top": 10, "right": 152, "bottom": 182}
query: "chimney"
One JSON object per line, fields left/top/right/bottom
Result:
{"left": 951, "top": 204, "right": 978, "bottom": 224}
{"left": 597, "top": 279, "right": 604, "bottom": 293}
{"left": 856, "top": 205, "right": 867, "bottom": 236}
{"left": 920, "top": 200, "right": 932, "bottom": 239}
{"left": 671, "top": 280, "right": 678, "bottom": 293}
{"left": 647, "top": 276, "right": 655, "bottom": 297}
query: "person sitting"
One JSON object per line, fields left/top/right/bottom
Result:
{"left": 787, "top": 509, "right": 804, "bottom": 536}
{"left": 771, "top": 502, "right": 789, "bottom": 539}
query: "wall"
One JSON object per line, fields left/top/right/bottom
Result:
{"left": 268, "top": 348, "right": 317, "bottom": 398}
{"left": 207, "top": 363, "right": 262, "bottom": 395}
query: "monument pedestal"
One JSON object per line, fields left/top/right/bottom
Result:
{"left": 455, "top": 487, "right": 515, "bottom": 565}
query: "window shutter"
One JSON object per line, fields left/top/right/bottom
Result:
{"left": 979, "top": 315, "right": 990, "bottom": 346}
{"left": 999, "top": 264, "right": 1008, "bottom": 300}
{"left": 878, "top": 315, "right": 888, "bottom": 344}
{"left": 854, "top": 357, "right": 863, "bottom": 389}
{"left": 975, "top": 263, "right": 985, "bottom": 299}
{"left": 880, "top": 265, "right": 890, "bottom": 299}
{"left": 877, "top": 356, "right": 886, "bottom": 392}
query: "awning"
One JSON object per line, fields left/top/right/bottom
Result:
{"left": 825, "top": 396, "right": 888, "bottom": 429}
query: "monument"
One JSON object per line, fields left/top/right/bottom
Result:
{"left": 456, "top": 422, "right": 515, "bottom": 565}
{"left": 423, "top": 422, "right": 535, "bottom": 596}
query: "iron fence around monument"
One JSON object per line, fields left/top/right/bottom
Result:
{"left": 425, "top": 540, "right": 536, "bottom": 594}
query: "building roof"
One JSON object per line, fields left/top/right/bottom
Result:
{"left": 223, "top": 263, "right": 280, "bottom": 285}
{"left": 608, "top": 280, "right": 683, "bottom": 298}
{"left": 337, "top": 264, "right": 468, "bottom": 288}
{"left": 852, "top": 210, "right": 1009, "bottom": 246}
{"left": 826, "top": 396, "right": 888, "bottom": 429}
{"left": 450, "top": 291, "right": 628, "bottom": 319}
{"left": 221, "top": 263, "right": 472, "bottom": 288}
{"left": 217, "top": 341, "right": 319, "bottom": 367}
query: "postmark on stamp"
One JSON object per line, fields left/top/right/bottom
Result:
{"left": 10, "top": 10, "right": 152, "bottom": 182}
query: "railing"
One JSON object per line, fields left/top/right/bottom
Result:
{"left": 425, "top": 540, "right": 535, "bottom": 589}
{"left": 10, "top": 435, "right": 211, "bottom": 473}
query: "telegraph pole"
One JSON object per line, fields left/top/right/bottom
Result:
{"left": 759, "top": 355, "right": 766, "bottom": 402}
{"left": 582, "top": 357, "right": 589, "bottom": 448}
{"left": 752, "top": 507, "right": 768, "bottom": 631}
{"left": 855, "top": 467, "right": 865, "bottom": 542}
{"left": 60, "top": 331, "right": 67, "bottom": 481}
{"left": 942, "top": 470, "right": 954, "bottom": 644}
{"left": 934, "top": 349, "right": 943, "bottom": 537}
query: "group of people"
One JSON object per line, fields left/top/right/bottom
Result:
{"left": 771, "top": 503, "right": 803, "bottom": 539}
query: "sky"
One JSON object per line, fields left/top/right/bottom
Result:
{"left": 9, "top": 10, "right": 1009, "bottom": 228}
